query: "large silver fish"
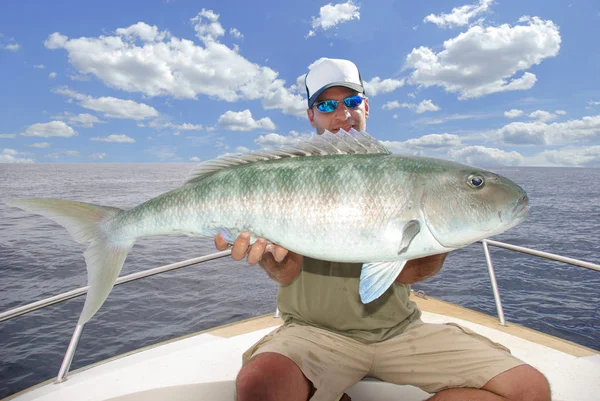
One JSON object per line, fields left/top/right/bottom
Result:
{"left": 6, "top": 130, "right": 529, "bottom": 324}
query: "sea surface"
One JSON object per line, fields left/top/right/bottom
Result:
{"left": 0, "top": 163, "right": 599, "bottom": 398}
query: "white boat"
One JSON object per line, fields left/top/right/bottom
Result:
{"left": 2, "top": 240, "right": 599, "bottom": 401}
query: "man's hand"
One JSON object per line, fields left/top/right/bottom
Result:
{"left": 214, "top": 232, "right": 303, "bottom": 285}
{"left": 395, "top": 253, "right": 448, "bottom": 284}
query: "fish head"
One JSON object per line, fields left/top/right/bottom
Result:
{"left": 421, "top": 167, "right": 529, "bottom": 248}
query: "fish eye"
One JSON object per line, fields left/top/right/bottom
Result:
{"left": 467, "top": 174, "right": 485, "bottom": 189}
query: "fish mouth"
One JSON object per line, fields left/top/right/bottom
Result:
{"left": 513, "top": 194, "right": 530, "bottom": 217}
{"left": 503, "top": 194, "right": 529, "bottom": 226}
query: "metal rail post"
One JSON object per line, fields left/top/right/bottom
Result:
{"left": 56, "top": 324, "right": 84, "bottom": 383}
{"left": 482, "top": 240, "right": 507, "bottom": 326}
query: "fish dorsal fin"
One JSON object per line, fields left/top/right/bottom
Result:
{"left": 184, "top": 129, "right": 390, "bottom": 184}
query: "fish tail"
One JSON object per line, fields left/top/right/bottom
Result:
{"left": 6, "top": 198, "right": 133, "bottom": 324}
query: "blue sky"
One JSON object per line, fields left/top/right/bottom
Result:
{"left": 1, "top": 0, "right": 599, "bottom": 166}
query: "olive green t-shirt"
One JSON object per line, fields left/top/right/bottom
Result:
{"left": 277, "top": 257, "right": 421, "bottom": 344}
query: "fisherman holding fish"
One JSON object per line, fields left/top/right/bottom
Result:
{"left": 7, "top": 58, "right": 549, "bottom": 401}
{"left": 214, "top": 59, "right": 551, "bottom": 401}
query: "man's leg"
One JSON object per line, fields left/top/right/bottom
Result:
{"left": 429, "top": 364, "right": 550, "bottom": 401}
{"left": 236, "top": 352, "right": 311, "bottom": 401}
{"left": 372, "top": 320, "right": 550, "bottom": 400}
{"left": 236, "top": 324, "right": 371, "bottom": 401}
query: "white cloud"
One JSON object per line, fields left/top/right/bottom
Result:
{"left": 21, "top": 121, "right": 77, "bottom": 138}
{"left": 189, "top": 156, "right": 201, "bottom": 162}
{"left": 528, "top": 110, "right": 557, "bottom": 122}
{"left": 115, "top": 22, "right": 169, "bottom": 42}
{"left": 307, "top": 1, "right": 360, "bottom": 38}
{"left": 192, "top": 9, "right": 225, "bottom": 41}
{"left": 49, "top": 72, "right": 57, "bottom": 79}
{"left": 589, "top": 100, "right": 600, "bottom": 106}
{"left": 33, "top": 64, "right": 46, "bottom": 69}
{"left": 449, "top": 146, "right": 525, "bottom": 166}
{"left": 70, "top": 113, "right": 103, "bottom": 127}
{"left": 424, "top": 0, "right": 494, "bottom": 28}
{"left": 405, "top": 17, "right": 561, "bottom": 99}
{"left": 497, "top": 115, "right": 600, "bottom": 145}
{"left": 363, "top": 77, "right": 405, "bottom": 96}
{"left": 0, "top": 134, "right": 17, "bottom": 138}
{"left": 530, "top": 146, "right": 600, "bottom": 167}
{"left": 90, "top": 153, "right": 106, "bottom": 160}
{"left": 217, "top": 109, "right": 276, "bottom": 131}
{"left": 383, "top": 133, "right": 462, "bottom": 154}
{"left": 504, "top": 109, "right": 524, "bottom": 118}
{"left": 147, "top": 146, "right": 179, "bottom": 161}
{"left": 44, "top": 18, "right": 305, "bottom": 117}
{"left": 2, "top": 43, "right": 21, "bottom": 51}
{"left": 416, "top": 99, "right": 441, "bottom": 113}
{"left": 169, "top": 123, "right": 203, "bottom": 131}
{"left": 0, "top": 148, "right": 35, "bottom": 163}
{"left": 69, "top": 74, "right": 91, "bottom": 82}
{"left": 53, "top": 87, "right": 159, "bottom": 120}
{"left": 215, "top": 140, "right": 230, "bottom": 151}
{"left": 45, "top": 150, "right": 80, "bottom": 159}
{"left": 382, "top": 99, "right": 440, "bottom": 113}
{"left": 91, "top": 134, "right": 135, "bottom": 143}
{"left": 234, "top": 146, "right": 250, "bottom": 153}
{"left": 230, "top": 28, "right": 244, "bottom": 39}
{"left": 383, "top": 101, "right": 413, "bottom": 111}
{"left": 27, "top": 142, "right": 51, "bottom": 148}
{"left": 413, "top": 113, "right": 486, "bottom": 126}
{"left": 555, "top": 110, "right": 567, "bottom": 115}
{"left": 255, "top": 131, "right": 309, "bottom": 148}
{"left": 52, "top": 112, "right": 103, "bottom": 128}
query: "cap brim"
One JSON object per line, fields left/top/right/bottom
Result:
{"left": 308, "top": 82, "right": 365, "bottom": 108}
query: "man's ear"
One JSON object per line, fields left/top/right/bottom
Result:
{"left": 307, "top": 108, "right": 317, "bottom": 128}
{"left": 364, "top": 97, "right": 370, "bottom": 118}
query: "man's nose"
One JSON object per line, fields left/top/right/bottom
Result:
{"left": 333, "top": 104, "right": 352, "bottom": 118}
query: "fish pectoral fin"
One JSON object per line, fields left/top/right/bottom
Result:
{"left": 398, "top": 219, "right": 421, "bottom": 255}
{"left": 359, "top": 260, "right": 407, "bottom": 304}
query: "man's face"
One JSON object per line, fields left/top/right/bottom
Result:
{"left": 307, "top": 86, "right": 369, "bottom": 135}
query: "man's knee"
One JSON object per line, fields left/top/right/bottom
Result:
{"left": 236, "top": 352, "right": 312, "bottom": 401}
{"left": 485, "top": 364, "right": 551, "bottom": 401}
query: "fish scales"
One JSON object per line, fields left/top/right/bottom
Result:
{"left": 110, "top": 154, "right": 415, "bottom": 263}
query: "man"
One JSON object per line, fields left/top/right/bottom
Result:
{"left": 214, "top": 58, "right": 550, "bottom": 401}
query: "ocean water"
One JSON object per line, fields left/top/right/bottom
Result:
{"left": 0, "top": 163, "right": 598, "bottom": 398}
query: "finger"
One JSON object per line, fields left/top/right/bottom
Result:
{"left": 273, "top": 244, "right": 289, "bottom": 263}
{"left": 247, "top": 238, "right": 267, "bottom": 265}
{"left": 214, "top": 233, "right": 230, "bottom": 251}
{"left": 231, "top": 233, "right": 251, "bottom": 261}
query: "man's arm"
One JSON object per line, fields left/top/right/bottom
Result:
{"left": 395, "top": 253, "right": 448, "bottom": 284}
{"left": 214, "top": 233, "right": 303, "bottom": 285}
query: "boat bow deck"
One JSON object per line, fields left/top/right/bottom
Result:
{"left": 6, "top": 295, "right": 599, "bottom": 401}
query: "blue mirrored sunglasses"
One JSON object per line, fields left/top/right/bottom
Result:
{"left": 314, "top": 95, "right": 364, "bottom": 113}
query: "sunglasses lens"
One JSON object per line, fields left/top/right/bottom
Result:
{"left": 316, "top": 100, "right": 338, "bottom": 113}
{"left": 315, "top": 96, "right": 363, "bottom": 113}
{"left": 344, "top": 96, "right": 363, "bottom": 108}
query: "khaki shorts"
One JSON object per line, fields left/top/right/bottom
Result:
{"left": 242, "top": 319, "right": 524, "bottom": 401}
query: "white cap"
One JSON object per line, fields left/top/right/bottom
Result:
{"left": 305, "top": 58, "right": 365, "bottom": 108}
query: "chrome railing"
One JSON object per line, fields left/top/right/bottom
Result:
{"left": 0, "top": 249, "right": 233, "bottom": 383}
{"left": 481, "top": 239, "right": 600, "bottom": 327}
{"left": 1, "top": 241, "right": 598, "bottom": 384}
